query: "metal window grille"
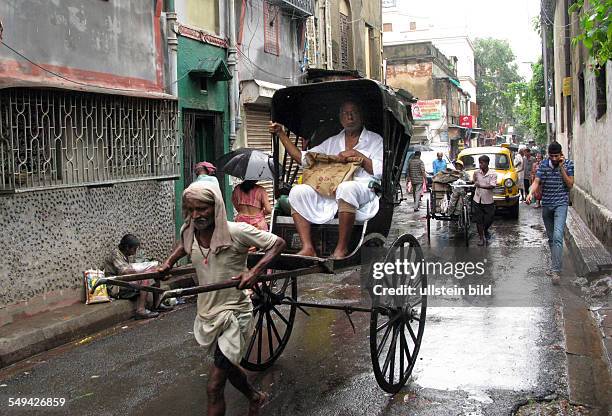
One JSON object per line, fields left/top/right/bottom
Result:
{"left": 340, "top": 12, "right": 349, "bottom": 69}
{"left": 0, "top": 88, "right": 179, "bottom": 193}
{"left": 264, "top": 1, "right": 280, "bottom": 56}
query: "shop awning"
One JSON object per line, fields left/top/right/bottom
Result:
{"left": 189, "top": 57, "right": 232, "bottom": 81}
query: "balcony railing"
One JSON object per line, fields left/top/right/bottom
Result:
{"left": 269, "top": 0, "right": 314, "bottom": 17}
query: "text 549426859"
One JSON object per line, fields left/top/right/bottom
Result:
{"left": 8, "top": 397, "right": 66, "bottom": 407}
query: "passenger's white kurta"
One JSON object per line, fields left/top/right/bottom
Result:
{"left": 289, "top": 128, "right": 384, "bottom": 224}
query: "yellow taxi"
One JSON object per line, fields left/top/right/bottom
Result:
{"left": 457, "top": 146, "right": 520, "bottom": 219}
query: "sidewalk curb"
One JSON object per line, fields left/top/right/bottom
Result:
{"left": 0, "top": 301, "right": 133, "bottom": 369}
{"left": 0, "top": 274, "right": 196, "bottom": 369}
{"left": 565, "top": 206, "right": 612, "bottom": 279}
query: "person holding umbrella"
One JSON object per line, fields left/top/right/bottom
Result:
{"left": 232, "top": 180, "right": 272, "bottom": 231}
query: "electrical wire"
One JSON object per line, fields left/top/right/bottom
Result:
{"left": 237, "top": 48, "right": 294, "bottom": 80}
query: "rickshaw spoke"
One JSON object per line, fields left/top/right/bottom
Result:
{"left": 401, "top": 328, "right": 413, "bottom": 375}
{"left": 399, "top": 325, "right": 406, "bottom": 378}
{"left": 376, "top": 318, "right": 394, "bottom": 358}
{"left": 376, "top": 313, "right": 400, "bottom": 332}
{"left": 410, "top": 298, "right": 423, "bottom": 308}
{"left": 270, "top": 305, "right": 290, "bottom": 326}
{"left": 257, "top": 312, "right": 264, "bottom": 364}
{"left": 267, "top": 311, "right": 282, "bottom": 344}
{"left": 406, "top": 320, "right": 418, "bottom": 344}
{"left": 246, "top": 311, "right": 263, "bottom": 360}
{"left": 266, "top": 311, "right": 274, "bottom": 359}
{"left": 381, "top": 324, "right": 398, "bottom": 380}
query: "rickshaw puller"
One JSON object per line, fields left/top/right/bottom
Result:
{"left": 158, "top": 181, "right": 286, "bottom": 416}
{"left": 268, "top": 100, "right": 383, "bottom": 259}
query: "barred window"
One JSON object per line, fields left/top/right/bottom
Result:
{"left": 0, "top": 88, "right": 179, "bottom": 193}
{"left": 264, "top": 1, "right": 280, "bottom": 56}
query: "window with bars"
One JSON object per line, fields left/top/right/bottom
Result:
{"left": 0, "top": 88, "right": 179, "bottom": 193}
{"left": 264, "top": 1, "right": 280, "bottom": 56}
{"left": 340, "top": 12, "right": 349, "bottom": 69}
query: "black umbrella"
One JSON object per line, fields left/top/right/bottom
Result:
{"left": 215, "top": 148, "right": 280, "bottom": 181}
{"left": 407, "top": 145, "right": 434, "bottom": 152}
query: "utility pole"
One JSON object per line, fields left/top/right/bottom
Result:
{"left": 541, "top": 14, "right": 552, "bottom": 144}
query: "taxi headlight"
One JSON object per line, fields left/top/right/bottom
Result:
{"left": 504, "top": 178, "right": 514, "bottom": 188}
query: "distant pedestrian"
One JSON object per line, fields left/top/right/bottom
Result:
{"left": 530, "top": 152, "right": 543, "bottom": 208}
{"left": 523, "top": 148, "right": 533, "bottom": 199}
{"left": 432, "top": 152, "right": 447, "bottom": 175}
{"left": 514, "top": 149, "right": 525, "bottom": 201}
{"left": 406, "top": 151, "right": 427, "bottom": 212}
{"left": 526, "top": 142, "right": 574, "bottom": 285}
{"left": 472, "top": 155, "right": 497, "bottom": 246}
{"left": 194, "top": 161, "right": 220, "bottom": 186}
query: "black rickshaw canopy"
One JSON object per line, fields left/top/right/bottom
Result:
{"left": 271, "top": 79, "right": 413, "bottom": 147}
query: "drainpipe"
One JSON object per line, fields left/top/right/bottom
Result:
{"left": 166, "top": 0, "right": 178, "bottom": 97}
{"left": 228, "top": 0, "right": 240, "bottom": 149}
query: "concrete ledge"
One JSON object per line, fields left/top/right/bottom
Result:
{"left": 0, "top": 300, "right": 133, "bottom": 369}
{"left": 565, "top": 206, "right": 612, "bottom": 279}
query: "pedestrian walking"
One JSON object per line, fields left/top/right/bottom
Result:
{"left": 472, "top": 155, "right": 497, "bottom": 246}
{"left": 526, "top": 142, "right": 574, "bottom": 285}
{"left": 523, "top": 148, "right": 533, "bottom": 200}
{"left": 158, "top": 180, "right": 286, "bottom": 415}
{"left": 530, "top": 152, "right": 543, "bottom": 208}
{"left": 514, "top": 149, "right": 525, "bottom": 201}
{"left": 406, "top": 151, "right": 427, "bottom": 212}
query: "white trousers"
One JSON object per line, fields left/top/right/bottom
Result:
{"left": 288, "top": 181, "right": 379, "bottom": 224}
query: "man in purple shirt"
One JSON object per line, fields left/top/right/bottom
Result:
{"left": 472, "top": 155, "right": 497, "bottom": 246}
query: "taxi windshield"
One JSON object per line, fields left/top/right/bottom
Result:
{"left": 460, "top": 153, "right": 510, "bottom": 170}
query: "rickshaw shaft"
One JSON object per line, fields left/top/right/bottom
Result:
{"left": 280, "top": 300, "right": 372, "bottom": 313}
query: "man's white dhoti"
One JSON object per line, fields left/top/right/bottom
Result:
{"left": 289, "top": 127, "right": 384, "bottom": 224}
{"left": 289, "top": 181, "right": 379, "bottom": 223}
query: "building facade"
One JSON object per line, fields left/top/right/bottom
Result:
{"left": 547, "top": 0, "right": 611, "bottom": 248}
{"left": 173, "top": 0, "right": 233, "bottom": 230}
{"left": 382, "top": 0, "right": 477, "bottom": 109}
{"left": 384, "top": 42, "right": 471, "bottom": 158}
{"left": 0, "top": 0, "right": 179, "bottom": 325}
{"left": 304, "top": 0, "right": 383, "bottom": 81}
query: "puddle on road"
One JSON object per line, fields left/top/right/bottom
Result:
{"left": 412, "top": 307, "right": 546, "bottom": 393}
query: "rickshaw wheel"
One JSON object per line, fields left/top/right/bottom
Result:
{"left": 369, "top": 233, "right": 427, "bottom": 394}
{"left": 241, "top": 276, "right": 297, "bottom": 371}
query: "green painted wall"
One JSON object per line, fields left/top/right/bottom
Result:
{"left": 175, "top": 36, "right": 232, "bottom": 238}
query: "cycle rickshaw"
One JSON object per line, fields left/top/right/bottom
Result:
{"left": 426, "top": 175, "right": 474, "bottom": 247}
{"left": 95, "top": 79, "right": 427, "bottom": 393}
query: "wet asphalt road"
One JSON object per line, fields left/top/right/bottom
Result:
{"left": 0, "top": 195, "right": 571, "bottom": 416}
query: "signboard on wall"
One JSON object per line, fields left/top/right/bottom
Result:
{"left": 459, "top": 115, "right": 473, "bottom": 128}
{"left": 412, "top": 99, "right": 442, "bottom": 120}
{"left": 562, "top": 77, "right": 572, "bottom": 96}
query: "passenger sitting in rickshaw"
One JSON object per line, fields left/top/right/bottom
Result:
{"left": 446, "top": 160, "right": 472, "bottom": 216}
{"left": 268, "top": 100, "right": 383, "bottom": 259}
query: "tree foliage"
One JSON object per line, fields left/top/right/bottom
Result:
{"left": 474, "top": 38, "right": 523, "bottom": 132}
{"left": 569, "top": 0, "right": 612, "bottom": 69}
{"left": 515, "top": 59, "right": 547, "bottom": 146}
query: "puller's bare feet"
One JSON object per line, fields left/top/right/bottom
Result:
{"left": 330, "top": 248, "right": 349, "bottom": 259}
{"left": 295, "top": 247, "right": 317, "bottom": 257}
{"left": 248, "top": 391, "right": 268, "bottom": 416}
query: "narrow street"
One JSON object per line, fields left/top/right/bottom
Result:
{"left": 0, "top": 197, "right": 579, "bottom": 415}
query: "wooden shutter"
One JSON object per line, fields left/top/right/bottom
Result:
{"left": 244, "top": 106, "right": 274, "bottom": 206}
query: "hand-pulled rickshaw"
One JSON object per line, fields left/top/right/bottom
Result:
{"left": 94, "top": 79, "right": 427, "bottom": 393}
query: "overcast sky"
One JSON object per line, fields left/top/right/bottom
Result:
{"left": 393, "top": 0, "right": 542, "bottom": 80}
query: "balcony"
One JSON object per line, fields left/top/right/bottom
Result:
{"left": 269, "top": 0, "right": 314, "bottom": 17}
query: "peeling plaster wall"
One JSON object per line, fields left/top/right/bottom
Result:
{"left": 552, "top": 1, "right": 612, "bottom": 248}
{"left": 0, "top": 181, "right": 176, "bottom": 325}
{"left": 237, "top": 0, "right": 301, "bottom": 85}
